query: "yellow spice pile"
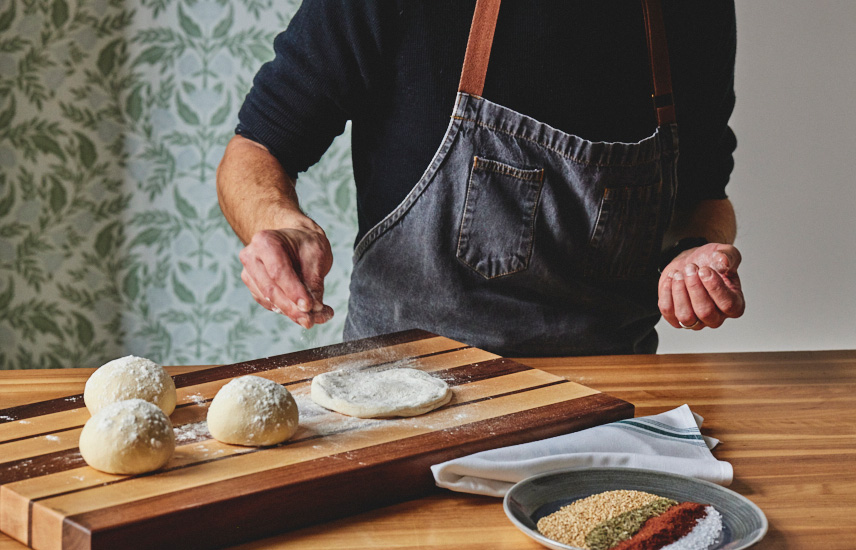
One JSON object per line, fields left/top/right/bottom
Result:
{"left": 536, "top": 490, "right": 661, "bottom": 548}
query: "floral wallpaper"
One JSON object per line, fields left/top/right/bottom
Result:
{"left": 0, "top": 0, "right": 357, "bottom": 369}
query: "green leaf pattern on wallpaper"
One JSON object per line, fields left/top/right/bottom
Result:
{"left": 0, "top": 0, "right": 358, "bottom": 369}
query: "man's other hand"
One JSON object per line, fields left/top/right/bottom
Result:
{"left": 658, "top": 243, "right": 745, "bottom": 330}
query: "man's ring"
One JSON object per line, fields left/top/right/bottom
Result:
{"left": 679, "top": 319, "right": 701, "bottom": 329}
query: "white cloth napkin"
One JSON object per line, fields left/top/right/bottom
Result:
{"left": 430, "top": 404, "right": 733, "bottom": 497}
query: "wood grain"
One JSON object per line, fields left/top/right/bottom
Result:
{"left": 2, "top": 350, "right": 852, "bottom": 550}
{"left": 0, "top": 331, "right": 633, "bottom": 550}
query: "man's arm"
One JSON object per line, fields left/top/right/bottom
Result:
{"left": 657, "top": 199, "right": 745, "bottom": 330}
{"left": 217, "top": 134, "right": 334, "bottom": 329}
{"left": 664, "top": 198, "right": 736, "bottom": 247}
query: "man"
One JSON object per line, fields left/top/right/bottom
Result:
{"left": 217, "top": 0, "right": 744, "bottom": 356}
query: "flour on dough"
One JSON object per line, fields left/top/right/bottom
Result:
{"left": 207, "top": 375, "right": 299, "bottom": 446}
{"left": 79, "top": 398, "right": 175, "bottom": 475}
{"left": 310, "top": 367, "right": 452, "bottom": 419}
{"left": 84, "top": 355, "right": 176, "bottom": 416}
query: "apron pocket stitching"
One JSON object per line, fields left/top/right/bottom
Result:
{"left": 456, "top": 157, "right": 544, "bottom": 279}
{"left": 453, "top": 116, "right": 658, "bottom": 168}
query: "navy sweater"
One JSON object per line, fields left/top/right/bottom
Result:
{"left": 237, "top": 0, "right": 737, "bottom": 242}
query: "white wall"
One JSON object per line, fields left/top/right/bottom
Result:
{"left": 656, "top": 1, "right": 856, "bottom": 353}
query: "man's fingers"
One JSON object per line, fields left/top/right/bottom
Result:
{"left": 243, "top": 263, "right": 313, "bottom": 327}
{"left": 670, "top": 271, "right": 702, "bottom": 330}
{"left": 710, "top": 244, "right": 741, "bottom": 274}
{"left": 242, "top": 253, "right": 320, "bottom": 328}
{"left": 256, "top": 239, "right": 316, "bottom": 313}
{"left": 310, "top": 305, "right": 335, "bottom": 324}
{"left": 239, "top": 228, "right": 335, "bottom": 328}
{"left": 658, "top": 274, "right": 681, "bottom": 328}
{"left": 297, "top": 237, "right": 332, "bottom": 312}
{"left": 684, "top": 265, "right": 726, "bottom": 328}
{"left": 701, "top": 267, "right": 745, "bottom": 318}
{"left": 672, "top": 271, "right": 698, "bottom": 327}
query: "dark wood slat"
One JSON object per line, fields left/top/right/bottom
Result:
{"left": 225, "top": 344, "right": 473, "bottom": 395}
{"left": 171, "top": 328, "right": 439, "bottom": 388}
{"left": 63, "top": 393, "right": 633, "bottom": 550}
{"left": 434, "top": 358, "right": 531, "bottom": 385}
{"left": 0, "top": 329, "right": 437, "bottom": 423}
{"left": 0, "top": 449, "right": 87, "bottom": 485}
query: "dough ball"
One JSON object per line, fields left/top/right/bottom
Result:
{"left": 207, "top": 376, "right": 299, "bottom": 446}
{"left": 311, "top": 367, "right": 452, "bottom": 418}
{"left": 84, "top": 355, "right": 177, "bottom": 416}
{"left": 79, "top": 399, "right": 175, "bottom": 475}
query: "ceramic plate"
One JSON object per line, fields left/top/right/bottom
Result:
{"left": 503, "top": 467, "right": 767, "bottom": 550}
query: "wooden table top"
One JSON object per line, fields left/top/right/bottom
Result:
{"left": 1, "top": 350, "right": 854, "bottom": 550}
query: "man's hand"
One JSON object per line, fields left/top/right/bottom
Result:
{"left": 217, "top": 135, "right": 335, "bottom": 329}
{"left": 658, "top": 243, "right": 745, "bottom": 330}
{"left": 239, "top": 223, "right": 334, "bottom": 329}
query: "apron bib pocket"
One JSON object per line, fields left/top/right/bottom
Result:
{"left": 584, "top": 179, "right": 663, "bottom": 280}
{"left": 456, "top": 156, "right": 544, "bottom": 279}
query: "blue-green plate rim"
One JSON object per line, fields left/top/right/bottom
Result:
{"left": 502, "top": 467, "right": 768, "bottom": 550}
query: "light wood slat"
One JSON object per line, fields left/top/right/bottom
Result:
{"left": 0, "top": 491, "right": 26, "bottom": 548}
{"left": 0, "top": 409, "right": 88, "bottom": 444}
{"left": 0, "top": 430, "right": 83, "bottom": 463}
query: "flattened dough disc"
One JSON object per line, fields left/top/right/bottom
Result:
{"left": 310, "top": 367, "right": 452, "bottom": 418}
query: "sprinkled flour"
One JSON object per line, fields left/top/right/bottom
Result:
{"left": 293, "top": 391, "right": 384, "bottom": 436}
{"left": 174, "top": 421, "right": 211, "bottom": 444}
{"left": 84, "top": 355, "right": 176, "bottom": 416}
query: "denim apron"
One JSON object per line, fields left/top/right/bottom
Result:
{"left": 344, "top": 0, "right": 679, "bottom": 357}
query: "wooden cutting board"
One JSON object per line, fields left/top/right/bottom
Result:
{"left": 0, "top": 329, "right": 633, "bottom": 550}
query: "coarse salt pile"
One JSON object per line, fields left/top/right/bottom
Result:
{"left": 536, "top": 490, "right": 723, "bottom": 550}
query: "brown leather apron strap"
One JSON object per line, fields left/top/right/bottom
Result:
{"left": 458, "top": 0, "right": 676, "bottom": 126}
{"left": 458, "top": 0, "right": 501, "bottom": 96}
{"left": 641, "top": 0, "right": 676, "bottom": 126}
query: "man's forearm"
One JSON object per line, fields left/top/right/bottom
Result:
{"left": 664, "top": 198, "right": 737, "bottom": 247}
{"left": 217, "top": 135, "right": 313, "bottom": 245}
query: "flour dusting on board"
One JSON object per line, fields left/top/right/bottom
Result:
{"left": 293, "top": 390, "right": 385, "bottom": 438}
{"left": 174, "top": 421, "right": 211, "bottom": 444}
{"left": 185, "top": 392, "right": 208, "bottom": 407}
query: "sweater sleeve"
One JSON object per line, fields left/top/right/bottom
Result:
{"left": 235, "top": 0, "right": 386, "bottom": 179}
{"left": 668, "top": 0, "right": 738, "bottom": 206}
